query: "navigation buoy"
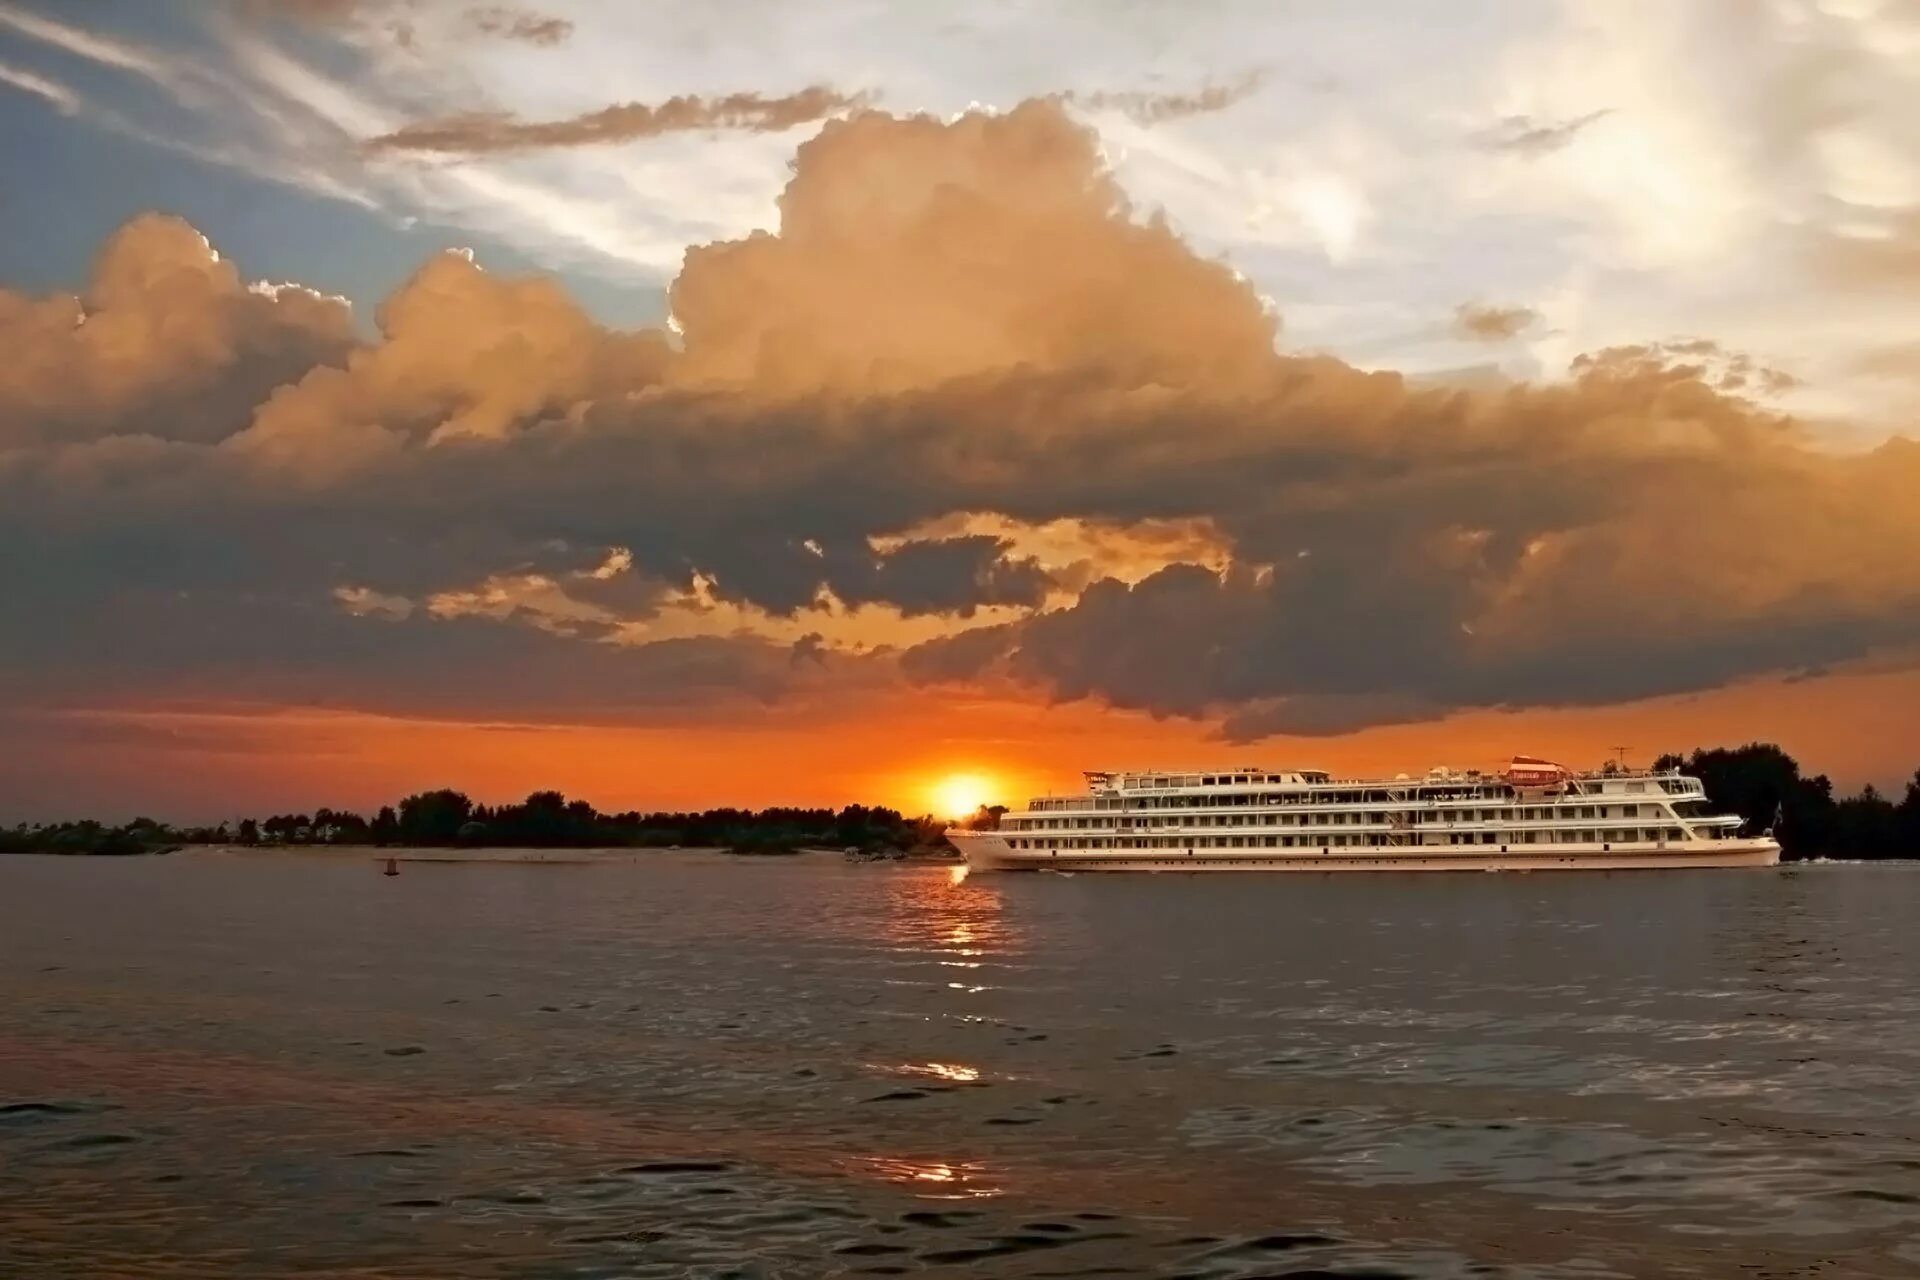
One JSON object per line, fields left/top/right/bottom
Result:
{"left": 383, "top": 856, "right": 399, "bottom": 877}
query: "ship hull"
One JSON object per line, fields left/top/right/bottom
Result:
{"left": 945, "top": 831, "right": 1780, "bottom": 873}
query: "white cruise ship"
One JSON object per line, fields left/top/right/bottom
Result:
{"left": 945, "top": 757, "right": 1780, "bottom": 873}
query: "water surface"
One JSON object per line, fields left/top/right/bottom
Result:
{"left": 3, "top": 851, "right": 1918, "bottom": 1277}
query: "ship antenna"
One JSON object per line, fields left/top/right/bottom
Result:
{"left": 1610, "top": 744, "right": 1630, "bottom": 771}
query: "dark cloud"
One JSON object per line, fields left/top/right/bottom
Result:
{"left": 366, "top": 87, "right": 864, "bottom": 155}
{"left": 1476, "top": 109, "right": 1611, "bottom": 157}
{"left": 5, "top": 99, "right": 1920, "bottom": 743}
{"left": 1452, "top": 301, "right": 1537, "bottom": 341}
{"left": 826, "top": 535, "right": 1053, "bottom": 618}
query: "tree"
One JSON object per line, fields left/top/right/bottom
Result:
{"left": 397, "top": 790, "right": 473, "bottom": 846}
{"left": 1831, "top": 784, "right": 1902, "bottom": 859}
{"left": 963, "top": 804, "right": 1008, "bottom": 831}
{"left": 1657, "top": 743, "right": 1838, "bottom": 860}
{"left": 1900, "top": 770, "right": 1920, "bottom": 852}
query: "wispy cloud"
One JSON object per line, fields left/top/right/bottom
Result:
{"left": 364, "top": 86, "right": 866, "bottom": 155}
{"left": 252, "top": 1, "right": 572, "bottom": 49}
{"left": 1475, "top": 108, "right": 1612, "bottom": 157}
{"left": 1067, "top": 72, "right": 1265, "bottom": 126}
{"left": 0, "top": 4, "right": 183, "bottom": 93}
{"left": 0, "top": 58, "right": 79, "bottom": 114}
{"left": 468, "top": 6, "right": 572, "bottom": 46}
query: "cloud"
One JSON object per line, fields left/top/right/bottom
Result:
{"left": 253, "top": 0, "right": 364, "bottom": 20}
{"left": 1475, "top": 109, "right": 1612, "bottom": 156}
{"left": 251, "top": 0, "right": 568, "bottom": 41}
{"left": 0, "top": 5, "right": 180, "bottom": 90}
{"left": 5, "top": 98, "right": 1920, "bottom": 746}
{"left": 468, "top": 6, "right": 571, "bottom": 45}
{"left": 1814, "top": 208, "right": 1920, "bottom": 286}
{"left": 0, "top": 59, "right": 80, "bottom": 114}
{"left": 225, "top": 242, "right": 671, "bottom": 472}
{"left": 1452, "top": 301, "right": 1538, "bottom": 341}
{"left": 666, "top": 101, "right": 1279, "bottom": 393}
{"left": 1067, "top": 73, "right": 1265, "bottom": 125}
{"left": 365, "top": 86, "right": 865, "bottom": 154}
{"left": 1853, "top": 341, "right": 1920, "bottom": 383}
{"left": 236, "top": 1, "right": 569, "bottom": 57}
{"left": 0, "top": 214, "right": 354, "bottom": 446}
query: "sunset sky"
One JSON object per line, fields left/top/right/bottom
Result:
{"left": 3, "top": 0, "right": 1919, "bottom": 821}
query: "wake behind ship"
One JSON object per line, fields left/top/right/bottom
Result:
{"left": 946, "top": 757, "right": 1780, "bottom": 873}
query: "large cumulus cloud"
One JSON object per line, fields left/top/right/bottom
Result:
{"left": 0, "top": 214, "right": 352, "bottom": 446}
{"left": 4, "top": 99, "right": 1919, "bottom": 739}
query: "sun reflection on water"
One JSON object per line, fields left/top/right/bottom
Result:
{"left": 898, "top": 1061, "right": 981, "bottom": 1083}
{"left": 864, "top": 1156, "right": 1001, "bottom": 1199}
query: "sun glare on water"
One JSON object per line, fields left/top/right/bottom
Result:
{"left": 932, "top": 773, "right": 994, "bottom": 820}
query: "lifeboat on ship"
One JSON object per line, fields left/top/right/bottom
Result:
{"left": 1502, "top": 755, "right": 1571, "bottom": 794}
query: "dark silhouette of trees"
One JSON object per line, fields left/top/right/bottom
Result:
{"left": 397, "top": 789, "right": 474, "bottom": 845}
{"left": 1655, "top": 743, "right": 1919, "bottom": 859}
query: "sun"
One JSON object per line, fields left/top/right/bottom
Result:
{"left": 932, "top": 773, "right": 995, "bottom": 820}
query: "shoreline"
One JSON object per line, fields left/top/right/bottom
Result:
{"left": 1, "top": 842, "right": 964, "bottom": 864}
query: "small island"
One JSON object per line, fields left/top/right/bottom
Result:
{"left": 3, "top": 744, "right": 1915, "bottom": 860}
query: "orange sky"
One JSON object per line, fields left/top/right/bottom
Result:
{"left": 11, "top": 662, "right": 1915, "bottom": 823}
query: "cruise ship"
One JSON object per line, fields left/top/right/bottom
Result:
{"left": 945, "top": 757, "right": 1780, "bottom": 873}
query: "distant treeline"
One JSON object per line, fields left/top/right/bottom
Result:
{"left": 5, "top": 745, "right": 1917, "bottom": 859}
{"left": 0, "top": 789, "right": 953, "bottom": 857}
{"left": 1652, "top": 745, "right": 1919, "bottom": 860}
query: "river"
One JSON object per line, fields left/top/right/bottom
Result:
{"left": 3, "top": 850, "right": 1917, "bottom": 1277}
